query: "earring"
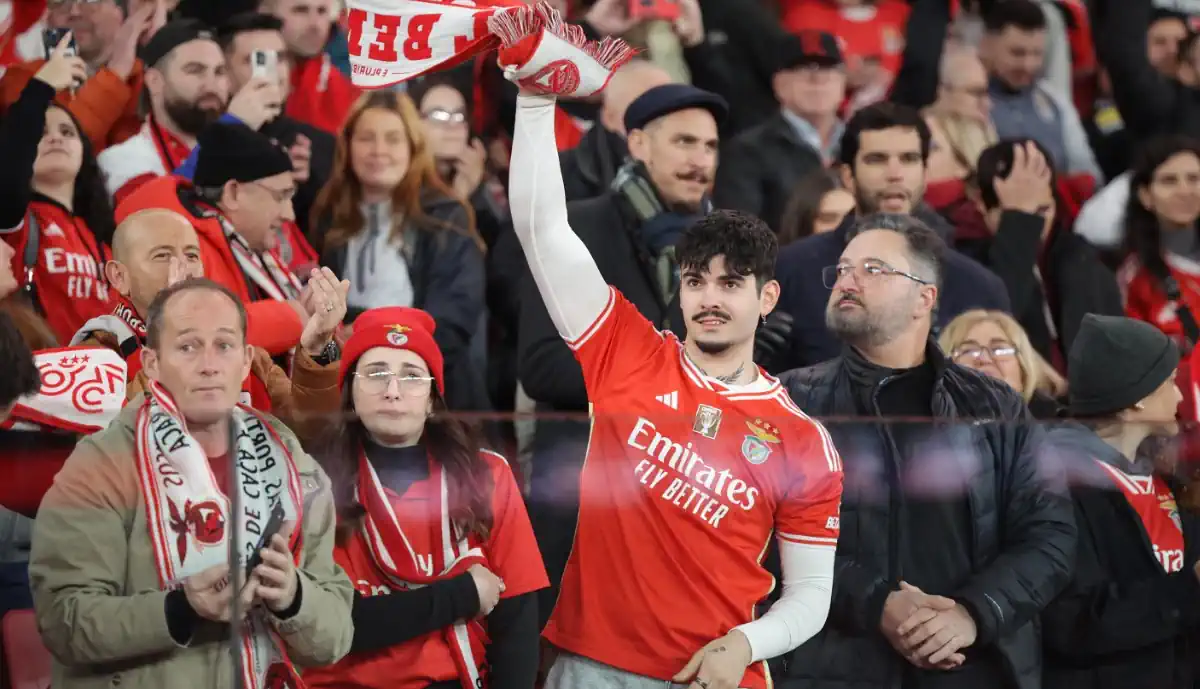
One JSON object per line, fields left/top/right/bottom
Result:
{"left": 1134, "top": 402, "right": 1146, "bottom": 411}
{"left": 761, "top": 314, "right": 767, "bottom": 326}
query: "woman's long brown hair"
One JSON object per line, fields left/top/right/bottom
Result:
{"left": 316, "top": 382, "right": 495, "bottom": 546}
{"left": 309, "top": 90, "right": 483, "bottom": 254}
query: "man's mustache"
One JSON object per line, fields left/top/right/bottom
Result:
{"left": 693, "top": 310, "right": 731, "bottom": 322}
{"left": 835, "top": 292, "right": 863, "bottom": 307}
{"left": 677, "top": 169, "right": 711, "bottom": 185}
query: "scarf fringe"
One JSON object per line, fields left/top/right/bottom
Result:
{"left": 488, "top": 2, "right": 637, "bottom": 72}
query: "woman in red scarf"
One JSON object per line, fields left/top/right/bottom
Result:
{"left": 302, "top": 305, "right": 547, "bottom": 689}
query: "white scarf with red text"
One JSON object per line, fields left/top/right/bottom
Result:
{"left": 357, "top": 450, "right": 488, "bottom": 687}
{"left": 134, "top": 381, "right": 306, "bottom": 689}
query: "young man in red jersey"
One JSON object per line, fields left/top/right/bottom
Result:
{"left": 509, "top": 88, "right": 845, "bottom": 689}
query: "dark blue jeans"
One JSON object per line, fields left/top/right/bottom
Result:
{"left": 0, "top": 561, "right": 32, "bottom": 621}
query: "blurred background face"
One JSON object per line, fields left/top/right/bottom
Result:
{"left": 826, "top": 229, "right": 932, "bottom": 347}
{"left": 33, "top": 106, "right": 83, "bottom": 186}
{"left": 150, "top": 41, "right": 230, "bottom": 136}
{"left": 223, "top": 171, "right": 297, "bottom": 251}
{"left": 949, "top": 319, "right": 1024, "bottom": 393}
{"left": 350, "top": 107, "right": 413, "bottom": 197}
{"left": 226, "top": 29, "right": 292, "bottom": 99}
{"left": 108, "top": 212, "right": 204, "bottom": 315}
{"left": 679, "top": 256, "right": 776, "bottom": 356}
{"left": 842, "top": 127, "right": 927, "bottom": 214}
{"left": 986, "top": 25, "right": 1045, "bottom": 90}
{"left": 1147, "top": 16, "right": 1189, "bottom": 74}
{"left": 774, "top": 65, "right": 847, "bottom": 121}
{"left": 937, "top": 52, "right": 990, "bottom": 122}
{"left": 143, "top": 289, "right": 251, "bottom": 427}
{"left": 600, "top": 61, "right": 673, "bottom": 135}
{"left": 627, "top": 108, "right": 719, "bottom": 213}
{"left": 351, "top": 347, "right": 433, "bottom": 444}
{"left": 419, "top": 84, "right": 469, "bottom": 164}
{"left": 269, "top": 0, "right": 333, "bottom": 58}
{"left": 46, "top": 0, "right": 123, "bottom": 63}
{"left": 814, "top": 189, "right": 855, "bottom": 234}
{"left": 1138, "top": 152, "right": 1200, "bottom": 229}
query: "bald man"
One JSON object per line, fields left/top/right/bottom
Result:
{"left": 561, "top": 58, "right": 673, "bottom": 201}
{"left": 71, "top": 209, "right": 349, "bottom": 421}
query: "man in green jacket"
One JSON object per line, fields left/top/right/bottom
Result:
{"left": 29, "top": 277, "right": 354, "bottom": 689}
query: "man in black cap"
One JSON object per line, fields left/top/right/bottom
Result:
{"left": 98, "top": 18, "right": 282, "bottom": 204}
{"left": 715, "top": 30, "right": 847, "bottom": 233}
{"left": 516, "top": 82, "right": 726, "bottom": 626}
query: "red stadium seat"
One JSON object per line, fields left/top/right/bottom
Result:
{"left": 3, "top": 609, "right": 50, "bottom": 689}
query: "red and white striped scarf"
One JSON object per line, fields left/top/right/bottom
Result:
{"left": 219, "top": 215, "right": 303, "bottom": 302}
{"left": 345, "top": 0, "right": 633, "bottom": 98}
{"left": 356, "top": 449, "right": 489, "bottom": 687}
{"left": 135, "top": 381, "right": 306, "bottom": 689}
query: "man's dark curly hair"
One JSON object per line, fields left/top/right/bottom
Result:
{"left": 675, "top": 210, "right": 778, "bottom": 288}
{"left": 0, "top": 312, "right": 41, "bottom": 410}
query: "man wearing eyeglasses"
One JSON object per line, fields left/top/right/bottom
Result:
{"left": 774, "top": 212, "right": 1076, "bottom": 689}
{"left": 765, "top": 101, "right": 1011, "bottom": 372}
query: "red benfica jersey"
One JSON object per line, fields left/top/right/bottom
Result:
{"left": 305, "top": 451, "right": 549, "bottom": 689}
{"left": 543, "top": 288, "right": 844, "bottom": 688}
{"left": 1120, "top": 254, "right": 1200, "bottom": 343}
{"left": 3, "top": 199, "right": 110, "bottom": 344}
{"left": 1095, "top": 461, "right": 1186, "bottom": 573}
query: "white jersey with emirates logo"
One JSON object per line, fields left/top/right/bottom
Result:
{"left": 508, "top": 93, "right": 844, "bottom": 689}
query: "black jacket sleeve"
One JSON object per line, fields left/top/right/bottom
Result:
{"left": 1041, "top": 498, "right": 1200, "bottom": 659}
{"left": 349, "top": 573, "right": 481, "bottom": 654}
{"left": 951, "top": 411, "right": 1077, "bottom": 645}
{"left": 484, "top": 592, "right": 539, "bottom": 689}
{"left": 828, "top": 560, "right": 894, "bottom": 635}
{"left": 0, "top": 78, "right": 55, "bottom": 230}
{"left": 713, "top": 132, "right": 766, "bottom": 219}
{"left": 888, "top": 0, "right": 951, "bottom": 110}
{"left": 422, "top": 216, "right": 487, "bottom": 365}
{"left": 1094, "top": 0, "right": 1181, "bottom": 140}
{"left": 516, "top": 268, "right": 589, "bottom": 410}
{"left": 980, "top": 211, "right": 1046, "bottom": 318}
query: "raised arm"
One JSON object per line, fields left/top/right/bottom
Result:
{"left": 508, "top": 93, "right": 611, "bottom": 341}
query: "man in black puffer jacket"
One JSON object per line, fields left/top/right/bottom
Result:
{"left": 775, "top": 213, "right": 1076, "bottom": 689}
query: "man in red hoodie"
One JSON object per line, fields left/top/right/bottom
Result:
{"left": 262, "top": 0, "right": 359, "bottom": 134}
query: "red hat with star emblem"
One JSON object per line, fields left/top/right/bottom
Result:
{"left": 338, "top": 307, "right": 444, "bottom": 395}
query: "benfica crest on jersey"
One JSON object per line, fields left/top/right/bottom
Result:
{"left": 1160, "top": 495, "right": 1184, "bottom": 532}
{"left": 741, "top": 418, "right": 781, "bottom": 465}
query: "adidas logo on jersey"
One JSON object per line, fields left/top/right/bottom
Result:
{"left": 655, "top": 391, "right": 678, "bottom": 409}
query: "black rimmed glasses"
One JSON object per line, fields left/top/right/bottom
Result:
{"left": 821, "top": 259, "right": 931, "bottom": 289}
{"left": 952, "top": 343, "right": 1019, "bottom": 364}
{"left": 353, "top": 371, "right": 435, "bottom": 396}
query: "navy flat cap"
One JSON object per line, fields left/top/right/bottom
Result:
{"left": 623, "top": 84, "right": 728, "bottom": 133}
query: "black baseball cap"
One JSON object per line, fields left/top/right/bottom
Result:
{"left": 623, "top": 84, "right": 728, "bottom": 133}
{"left": 777, "top": 30, "right": 844, "bottom": 71}
{"left": 139, "top": 19, "right": 216, "bottom": 69}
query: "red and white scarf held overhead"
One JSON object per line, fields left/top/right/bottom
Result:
{"left": 357, "top": 450, "right": 490, "bottom": 687}
{"left": 344, "top": 0, "right": 635, "bottom": 97}
{"left": 134, "top": 381, "right": 306, "bottom": 689}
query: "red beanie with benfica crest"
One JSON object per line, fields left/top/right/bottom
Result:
{"left": 337, "top": 307, "right": 444, "bottom": 395}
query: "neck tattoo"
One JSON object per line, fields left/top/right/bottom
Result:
{"left": 716, "top": 363, "right": 745, "bottom": 385}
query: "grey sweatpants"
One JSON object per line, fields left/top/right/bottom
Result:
{"left": 544, "top": 653, "right": 694, "bottom": 689}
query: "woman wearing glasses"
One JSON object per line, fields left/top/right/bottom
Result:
{"left": 938, "top": 309, "right": 1067, "bottom": 418}
{"left": 303, "top": 306, "right": 548, "bottom": 689}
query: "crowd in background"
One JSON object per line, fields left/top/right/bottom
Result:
{"left": 0, "top": 0, "right": 1198, "bottom": 687}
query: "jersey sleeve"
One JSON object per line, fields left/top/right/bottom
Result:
{"left": 482, "top": 451, "right": 550, "bottom": 599}
{"left": 775, "top": 419, "right": 843, "bottom": 550}
{"left": 567, "top": 286, "right": 670, "bottom": 399}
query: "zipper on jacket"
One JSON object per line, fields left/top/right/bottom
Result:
{"left": 871, "top": 375, "right": 905, "bottom": 584}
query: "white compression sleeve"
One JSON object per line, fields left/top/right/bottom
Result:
{"left": 508, "top": 93, "right": 612, "bottom": 341}
{"left": 733, "top": 538, "right": 835, "bottom": 662}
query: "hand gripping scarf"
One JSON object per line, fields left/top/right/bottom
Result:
{"left": 135, "top": 380, "right": 306, "bottom": 689}
{"left": 345, "top": 0, "right": 634, "bottom": 98}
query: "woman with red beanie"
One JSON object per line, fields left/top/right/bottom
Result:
{"left": 302, "top": 306, "right": 547, "bottom": 689}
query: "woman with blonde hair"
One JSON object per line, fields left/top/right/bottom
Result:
{"left": 939, "top": 309, "right": 1067, "bottom": 417}
{"left": 311, "top": 90, "right": 490, "bottom": 411}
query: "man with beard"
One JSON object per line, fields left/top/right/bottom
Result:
{"left": 516, "top": 83, "right": 727, "bottom": 627}
{"left": 765, "top": 102, "right": 1011, "bottom": 371}
{"left": 775, "top": 212, "right": 1076, "bottom": 689}
{"left": 97, "top": 18, "right": 282, "bottom": 204}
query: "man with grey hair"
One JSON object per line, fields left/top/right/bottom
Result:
{"left": 774, "top": 212, "right": 1076, "bottom": 689}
